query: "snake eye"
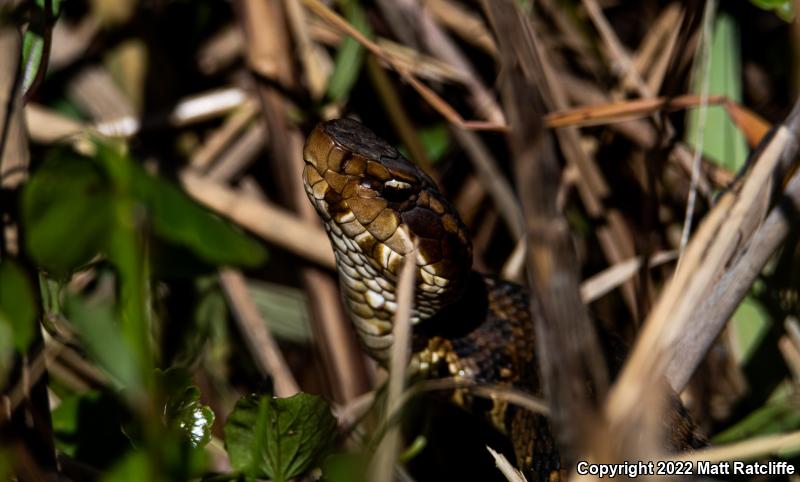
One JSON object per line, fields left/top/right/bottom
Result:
{"left": 384, "top": 179, "right": 412, "bottom": 190}
{"left": 382, "top": 179, "right": 414, "bottom": 202}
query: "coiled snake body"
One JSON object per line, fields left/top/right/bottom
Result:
{"left": 302, "top": 118, "right": 703, "bottom": 480}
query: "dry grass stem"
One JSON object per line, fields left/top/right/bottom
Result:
{"left": 608, "top": 113, "right": 800, "bottom": 422}
{"left": 239, "top": 0, "right": 293, "bottom": 86}
{"left": 370, "top": 254, "right": 416, "bottom": 482}
{"left": 180, "top": 171, "right": 335, "bottom": 268}
{"left": 190, "top": 99, "right": 260, "bottom": 170}
{"left": 580, "top": 251, "right": 677, "bottom": 303}
{"left": 197, "top": 25, "right": 243, "bottom": 75}
{"left": 666, "top": 159, "right": 800, "bottom": 389}
{"left": 670, "top": 430, "right": 800, "bottom": 464}
{"left": 484, "top": 0, "right": 610, "bottom": 458}
{"left": 544, "top": 94, "right": 727, "bottom": 129}
{"left": 301, "top": 0, "right": 506, "bottom": 130}
{"left": 205, "top": 122, "right": 267, "bottom": 182}
{"left": 8, "top": 339, "right": 63, "bottom": 412}
{"left": 0, "top": 27, "right": 30, "bottom": 189}
{"left": 631, "top": 4, "right": 683, "bottom": 94}
{"left": 581, "top": 0, "right": 651, "bottom": 97}
{"left": 374, "top": 38, "right": 468, "bottom": 84}
{"left": 376, "top": 0, "right": 505, "bottom": 124}
{"left": 424, "top": 0, "right": 497, "bottom": 56}
{"left": 451, "top": 128, "right": 525, "bottom": 240}
{"left": 219, "top": 269, "right": 299, "bottom": 397}
{"left": 25, "top": 104, "right": 87, "bottom": 144}
{"left": 67, "top": 66, "right": 135, "bottom": 123}
{"left": 487, "top": 446, "right": 528, "bottom": 482}
{"left": 517, "top": 5, "right": 642, "bottom": 316}
{"left": 168, "top": 87, "right": 250, "bottom": 127}
{"left": 333, "top": 390, "right": 376, "bottom": 430}
{"left": 26, "top": 88, "right": 251, "bottom": 142}
{"left": 282, "top": 0, "right": 329, "bottom": 100}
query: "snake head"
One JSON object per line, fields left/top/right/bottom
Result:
{"left": 302, "top": 118, "right": 473, "bottom": 358}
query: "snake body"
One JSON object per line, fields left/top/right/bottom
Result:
{"left": 302, "top": 118, "right": 703, "bottom": 480}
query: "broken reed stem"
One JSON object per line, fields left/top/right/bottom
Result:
{"left": 666, "top": 162, "right": 800, "bottom": 390}
{"left": 219, "top": 269, "right": 299, "bottom": 397}
{"left": 487, "top": 446, "right": 529, "bottom": 482}
{"left": 606, "top": 102, "right": 800, "bottom": 427}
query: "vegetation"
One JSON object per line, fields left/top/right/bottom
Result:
{"left": 0, "top": 0, "right": 799, "bottom": 480}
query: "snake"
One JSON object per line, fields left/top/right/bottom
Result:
{"left": 302, "top": 118, "right": 705, "bottom": 480}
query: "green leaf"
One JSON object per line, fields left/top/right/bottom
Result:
{"left": 750, "top": 0, "right": 794, "bottom": 21}
{"left": 23, "top": 144, "right": 265, "bottom": 276}
{"left": 0, "top": 451, "right": 11, "bottom": 481}
{"left": 321, "top": 453, "right": 370, "bottom": 482}
{"left": 65, "top": 294, "right": 141, "bottom": 390}
{"left": 91, "top": 143, "right": 266, "bottom": 268}
{"left": 713, "top": 386, "right": 800, "bottom": 444}
{"left": 0, "top": 322, "right": 13, "bottom": 387}
{"left": 224, "top": 392, "right": 338, "bottom": 482}
{"left": 731, "top": 295, "right": 772, "bottom": 364}
{"left": 21, "top": 0, "right": 61, "bottom": 95}
{"left": 21, "top": 151, "right": 113, "bottom": 278}
{"left": 137, "top": 173, "right": 267, "bottom": 267}
{"left": 102, "top": 451, "right": 154, "bottom": 482}
{"left": 102, "top": 433, "right": 207, "bottom": 482}
{"left": 0, "top": 259, "right": 37, "bottom": 352}
{"left": 325, "top": 0, "right": 370, "bottom": 101}
{"left": 51, "top": 391, "right": 132, "bottom": 467}
{"left": 248, "top": 280, "right": 311, "bottom": 344}
{"left": 686, "top": 12, "right": 748, "bottom": 172}
{"left": 157, "top": 369, "right": 215, "bottom": 448}
{"left": 399, "top": 124, "right": 452, "bottom": 165}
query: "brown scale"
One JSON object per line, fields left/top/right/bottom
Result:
{"left": 302, "top": 118, "right": 705, "bottom": 481}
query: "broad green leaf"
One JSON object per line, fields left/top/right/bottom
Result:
{"left": 138, "top": 173, "right": 267, "bottom": 267}
{"left": 65, "top": 295, "right": 141, "bottom": 390}
{"left": 92, "top": 144, "right": 266, "bottom": 268}
{"left": 224, "top": 392, "right": 338, "bottom": 482}
{"left": 326, "top": 0, "right": 369, "bottom": 101}
{"left": 750, "top": 0, "right": 794, "bottom": 21}
{"left": 157, "top": 369, "right": 215, "bottom": 448}
{"left": 21, "top": 152, "right": 113, "bottom": 278}
{"left": 686, "top": 12, "right": 748, "bottom": 172}
{"left": 24, "top": 143, "right": 266, "bottom": 276}
{"left": 0, "top": 259, "right": 37, "bottom": 351}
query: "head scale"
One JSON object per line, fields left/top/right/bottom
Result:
{"left": 302, "top": 118, "right": 473, "bottom": 360}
